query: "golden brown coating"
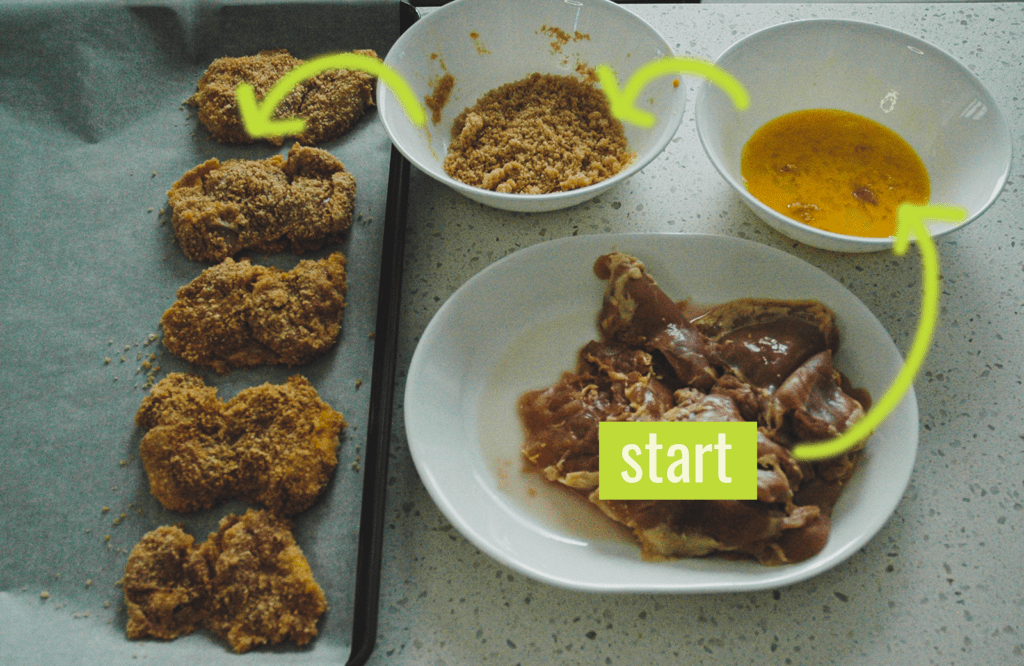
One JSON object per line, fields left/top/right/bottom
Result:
{"left": 197, "top": 510, "right": 328, "bottom": 653}
{"left": 135, "top": 373, "right": 236, "bottom": 512}
{"left": 443, "top": 73, "right": 633, "bottom": 194}
{"left": 226, "top": 377, "right": 346, "bottom": 515}
{"left": 246, "top": 253, "right": 348, "bottom": 364}
{"left": 187, "top": 48, "right": 378, "bottom": 146}
{"left": 160, "top": 258, "right": 274, "bottom": 373}
{"left": 135, "top": 373, "right": 346, "bottom": 515}
{"left": 124, "top": 510, "right": 327, "bottom": 653}
{"left": 124, "top": 525, "right": 211, "bottom": 641}
{"left": 160, "top": 253, "right": 347, "bottom": 374}
{"left": 167, "top": 144, "right": 357, "bottom": 262}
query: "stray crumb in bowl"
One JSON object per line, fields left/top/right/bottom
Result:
{"left": 424, "top": 72, "right": 454, "bottom": 125}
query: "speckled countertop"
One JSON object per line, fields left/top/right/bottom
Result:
{"left": 367, "top": 4, "right": 1023, "bottom": 665}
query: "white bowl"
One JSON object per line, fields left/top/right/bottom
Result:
{"left": 379, "top": 0, "right": 684, "bottom": 213}
{"left": 405, "top": 232, "right": 917, "bottom": 591}
{"left": 695, "top": 19, "right": 1011, "bottom": 253}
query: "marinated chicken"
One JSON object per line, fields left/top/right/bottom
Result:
{"left": 518, "top": 252, "right": 869, "bottom": 565}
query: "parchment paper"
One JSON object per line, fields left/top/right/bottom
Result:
{"left": 0, "top": 0, "right": 398, "bottom": 661}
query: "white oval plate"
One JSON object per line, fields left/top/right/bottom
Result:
{"left": 404, "top": 233, "right": 918, "bottom": 592}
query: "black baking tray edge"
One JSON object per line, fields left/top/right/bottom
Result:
{"left": 346, "top": 2, "right": 703, "bottom": 660}
{"left": 345, "top": 2, "right": 417, "bottom": 663}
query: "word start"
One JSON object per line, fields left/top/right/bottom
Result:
{"left": 598, "top": 422, "right": 756, "bottom": 500}
{"left": 620, "top": 432, "right": 733, "bottom": 484}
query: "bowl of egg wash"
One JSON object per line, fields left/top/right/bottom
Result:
{"left": 694, "top": 19, "right": 1011, "bottom": 253}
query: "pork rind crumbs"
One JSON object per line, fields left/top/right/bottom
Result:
{"left": 443, "top": 73, "right": 633, "bottom": 194}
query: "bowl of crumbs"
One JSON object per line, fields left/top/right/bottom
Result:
{"left": 695, "top": 19, "right": 1011, "bottom": 253}
{"left": 379, "top": 0, "right": 685, "bottom": 213}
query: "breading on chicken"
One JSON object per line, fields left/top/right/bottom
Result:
{"left": 124, "top": 510, "right": 328, "bottom": 653}
{"left": 167, "top": 143, "right": 357, "bottom": 262}
{"left": 187, "top": 48, "right": 378, "bottom": 146}
{"left": 135, "top": 373, "right": 345, "bottom": 515}
{"left": 124, "top": 525, "right": 210, "bottom": 641}
{"left": 160, "top": 253, "right": 347, "bottom": 374}
{"left": 197, "top": 510, "right": 328, "bottom": 653}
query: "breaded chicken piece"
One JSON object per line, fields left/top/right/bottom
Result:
{"left": 124, "top": 510, "right": 327, "bottom": 653}
{"left": 197, "top": 510, "right": 328, "bottom": 653}
{"left": 187, "top": 48, "right": 378, "bottom": 146}
{"left": 136, "top": 373, "right": 346, "bottom": 515}
{"left": 161, "top": 253, "right": 347, "bottom": 374}
{"left": 226, "top": 377, "right": 345, "bottom": 514}
{"left": 167, "top": 144, "right": 357, "bottom": 263}
{"left": 124, "top": 525, "right": 211, "bottom": 641}
{"left": 135, "top": 373, "right": 235, "bottom": 512}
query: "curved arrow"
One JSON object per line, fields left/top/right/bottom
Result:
{"left": 791, "top": 203, "right": 968, "bottom": 461}
{"left": 236, "top": 53, "right": 426, "bottom": 140}
{"left": 596, "top": 57, "right": 749, "bottom": 128}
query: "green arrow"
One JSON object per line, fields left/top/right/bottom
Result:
{"left": 791, "top": 203, "right": 968, "bottom": 462}
{"left": 595, "top": 57, "right": 749, "bottom": 128}
{"left": 236, "top": 52, "right": 426, "bottom": 140}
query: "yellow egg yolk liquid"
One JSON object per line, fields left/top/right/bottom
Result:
{"left": 741, "top": 109, "right": 930, "bottom": 238}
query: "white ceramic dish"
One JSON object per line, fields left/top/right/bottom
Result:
{"left": 695, "top": 19, "right": 1011, "bottom": 253}
{"left": 379, "top": 0, "right": 685, "bottom": 213}
{"left": 404, "top": 233, "right": 918, "bottom": 592}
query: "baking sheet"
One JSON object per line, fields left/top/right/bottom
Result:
{"left": 0, "top": 0, "right": 399, "bottom": 661}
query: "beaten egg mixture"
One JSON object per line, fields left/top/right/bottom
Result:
{"left": 741, "top": 109, "right": 930, "bottom": 238}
